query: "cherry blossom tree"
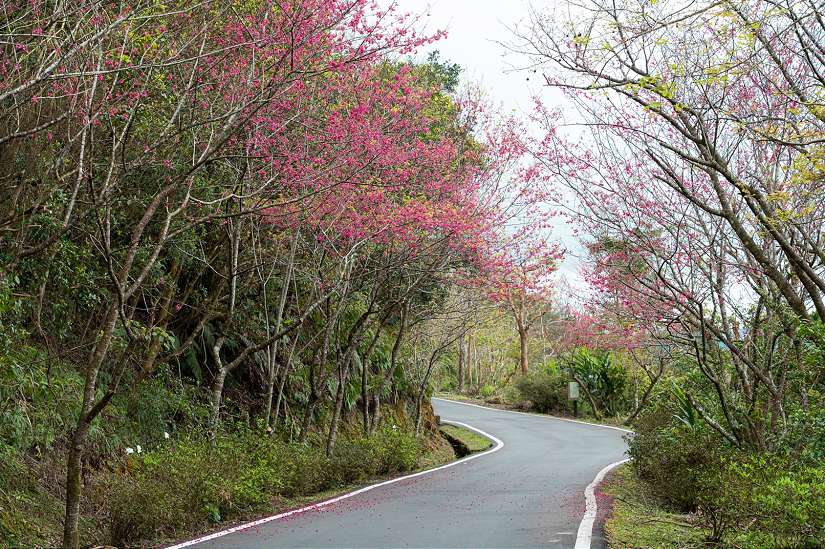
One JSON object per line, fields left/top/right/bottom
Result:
{"left": 516, "top": 0, "right": 824, "bottom": 450}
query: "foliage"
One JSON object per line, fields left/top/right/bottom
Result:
{"left": 517, "top": 0, "right": 825, "bottom": 542}
{"left": 478, "top": 384, "right": 496, "bottom": 398}
{"left": 0, "top": 443, "right": 76, "bottom": 548}
{"left": 569, "top": 349, "right": 630, "bottom": 417}
{"left": 108, "top": 424, "right": 422, "bottom": 546}
{"left": 0, "top": 0, "right": 554, "bottom": 545}
{"left": 628, "top": 400, "right": 724, "bottom": 513}
{"left": 628, "top": 398, "right": 825, "bottom": 545}
{"left": 513, "top": 367, "right": 568, "bottom": 414}
{"left": 0, "top": 346, "right": 82, "bottom": 453}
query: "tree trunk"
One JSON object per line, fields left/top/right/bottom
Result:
{"left": 264, "top": 230, "right": 298, "bottom": 427}
{"left": 466, "top": 334, "right": 474, "bottom": 390}
{"left": 206, "top": 213, "right": 241, "bottom": 441}
{"left": 369, "top": 393, "right": 381, "bottom": 434}
{"left": 572, "top": 371, "right": 602, "bottom": 420}
{"left": 414, "top": 351, "right": 442, "bottom": 436}
{"left": 62, "top": 303, "right": 119, "bottom": 548}
{"left": 361, "top": 350, "right": 370, "bottom": 435}
{"left": 326, "top": 369, "right": 347, "bottom": 456}
{"left": 625, "top": 360, "right": 664, "bottom": 426}
{"left": 299, "top": 396, "right": 317, "bottom": 443}
{"left": 263, "top": 352, "right": 277, "bottom": 428}
{"left": 208, "top": 338, "right": 228, "bottom": 441}
{"left": 457, "top": 334, "right": 466, "bottom": 392}
{"left": 518, "top": 326, "right": 529, "bottom": 376}
{"left": 515, "top": 298, "right": 529, "bottom": 376}
{"left": 371, "top": 304, "right": 407, "bottom": 434}
{"left": 62, "top": 422, "right": 89, "bottom": 548}
{"left": 273, "top": 334, "right": 299, "bottom": 428}
{"left": 415, "top": 394, "right": 424, "bottom": 436}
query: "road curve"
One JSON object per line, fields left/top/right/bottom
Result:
{"left": 177, "top": 398, "right": 628, "bottom": 549}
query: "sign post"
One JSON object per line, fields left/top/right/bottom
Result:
{"left": 568, "top": 381, "right": 580, "bottom": 418}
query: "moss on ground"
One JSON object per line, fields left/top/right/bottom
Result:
{"left": 603, "top": 464, "right": 706, "bottom": 549}
{"left": 439, "top": 424, "right": 493, "bottom": 453}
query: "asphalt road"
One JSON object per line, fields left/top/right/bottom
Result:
{"left": 182, "top": 398, "right": 628, "bottom": 549}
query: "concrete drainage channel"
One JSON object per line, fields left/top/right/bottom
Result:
{"left": 438, "top": 418, "right": 494, "bottom": 457}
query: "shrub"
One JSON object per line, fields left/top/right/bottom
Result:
{"left": 570, "top": 349, "right": 631, "bottom": 416}
{"left": 372, "top": 424, "right": 420, "bottom": 473}
{"left": 513, "top": 370, "right": 567, "bottom": 413}
{"left": 627, "top": 399, "right": 724, "bottom": 512}
{"left": 479, "top": 385, "right": 495, "bottom": 398}
{"left": 108, "top": 425, "right": 423, "bottom": 545}
{"left": 722, "top": 457, "right": 825, "bottom": 546}
{"left": 0, "top": 442, "right": 68, "bottom": 547}
{"left": 628, "top": 398, "right": 825, "bottom": 546}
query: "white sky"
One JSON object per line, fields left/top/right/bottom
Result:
{"left": 397, "top": 0, "right": 587, "bottom": 291}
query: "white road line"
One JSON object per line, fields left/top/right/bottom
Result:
{"left": 433, "top": 397, "right": 633, "bottom": 433}
{"left": 164, "top": 421, "right": 503, "bottom": 549}
{"left": 574, "top": 459, "right": 630, "bottom": 549}
{"left": 435, "top": 397, "right": 632, "bottom": 549}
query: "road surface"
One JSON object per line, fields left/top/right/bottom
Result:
{"left": 179, "top": 398, "right": 628, "bottom": 549}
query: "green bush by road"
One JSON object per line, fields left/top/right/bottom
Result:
{"left": 109, "top": 426, "right": 423, "bottom": 546}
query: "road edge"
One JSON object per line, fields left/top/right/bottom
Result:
{"left": 435, "top": 397, "right": 632, "bottom": 549}
{"left": 164, "top": 419, "right": 503, "bottom": 549}
{"left": 574, "top": 458, "right": 629, "bottom": 549}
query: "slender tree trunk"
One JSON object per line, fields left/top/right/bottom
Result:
{"left": 572, "top": 371, "right": 602, "bottom": 420}
{"left": 299, "top": 396, "right": 317, "bottom": 443}
{"left": 518, "top": 326, "right": 529, "bottom": 376}
{"left": 63, "top": 303, "right": 119, "bottom": 548}
{"left": 357, "top": 324, "right": 386, "bottom": 436}
{"left": 466, "top": 334, "right": 473, "bottom": 390}
{"left": 515, "top": 298, "right": 529, "bottom": 376}
{"left": 264, "top": 230, "right": 298, "bottom": 427}
{"left": 415, "top": 394, "right": 424, "bottom": 436}
{"left": 326, "top": 367, "right": 348, "bottom": 456}
{"left": 63, "top": 422, "right": 89, "bottom": 549}
{"left": 273, "top": 334, "right": 299, "bottom": 428}
{"left": 624, "top": 360, "right": 664, "bottom": 426}
{"left": 326, "top": 317, "right": 370, "bottom": 454}
{"left": 207, "top": 212, "right": 241, "bottom": 441}
{"left": 362, "top": 351, "right": 370, "bottom": 435}
{"left": 371, "top": 304, "right": 407, "bottom": 434}
{"left": 415, "top": 352, "right": 441, "bottom": 436}
{"left": 208, "top": 337, "right": 228, "bottom": 441}
{"left": 457, "top": 333, "right": 466, "bottom": 393}
{"left": 369, "top": 393, "right": 380, "bottom": 434}
{"left": 263, "top": 350, "right": 277, "bottom": 428}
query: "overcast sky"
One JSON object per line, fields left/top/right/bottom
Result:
{"left": 397, "top": 0, "right": 586, "bottom": 290}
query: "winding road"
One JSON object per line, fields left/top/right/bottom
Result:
{"left": 171, "top": 398, "right": 629, "bottom": 549}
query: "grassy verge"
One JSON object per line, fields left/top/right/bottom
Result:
{"left": 151, "top": 430, "right": 458, "bottom": 548}
{"left": 602, "top": 464, "right": 706, "bottom": 549}
{"left": 439, "top": 423, "right": 493, "bottom": 453}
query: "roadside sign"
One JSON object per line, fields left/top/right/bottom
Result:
{"left": 568, "top": 381, "right": 579, "bottom": 400}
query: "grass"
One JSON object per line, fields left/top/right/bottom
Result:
{"left": 602, "top": 464, "right": 706, "bottom": 549}
{"left": 439, "top": 424, "right": 493, "bottom": 453}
